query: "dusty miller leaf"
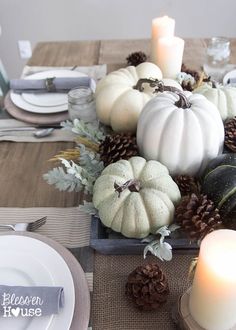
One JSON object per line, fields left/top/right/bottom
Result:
{"left": 143, "top": 224, "right": 179, "bottom": 261}
{"left": 156, "top": 226, "right": 171, "bottom": 238}
{"left": 60, "top": 120, "right": 74, "bottom": 130}
{"left": 72, "top": 119, "right": 105, "bottom": 143}
{"left": 43, "top": 167, "right": 83, "bottom": 192}
{"left": 78, "top": 144, "right": 104, "bottom": 177}
{"left": 59, "top": 154, "right": 101, "bottom": 194}
{"left": 79, "top": 201, "right": 98, "bottom": 215}
{"left": 143, "top": 240, "right": 173, "bottom": 261}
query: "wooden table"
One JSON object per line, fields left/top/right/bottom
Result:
{"left": 1, "top": 38, "right": 226, "bottom": 208}
{"left": 1, "top": 39, "right": 236, "bottom": 330}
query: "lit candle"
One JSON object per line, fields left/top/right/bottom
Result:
{"left": 151, "top": 16, "right": 175, "bottom": 63}
{"left": 189, "top": 230, "right": 236, "bottom": 330}
{"left": 156, "top": 36, "right": 184, "bottom": 78}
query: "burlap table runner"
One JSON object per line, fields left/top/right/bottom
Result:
{"left": 93, "top": 253, "right": 196, "bottom": 330}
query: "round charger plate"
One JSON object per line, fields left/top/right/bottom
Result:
{"left": 0, "top": 232, "right": 90, "bottom": 330}
{"left": 0, "top": 235, "right": 75, "bottom": 330}
{"left": 10, "top": 70, "right": 87, "bottom": 113}
{"left": 4, "top": 93, "right": 69, "bottom": 125}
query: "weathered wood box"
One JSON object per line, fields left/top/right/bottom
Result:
{"left": 90, "top": 216, "right": 199, "bottom": 255}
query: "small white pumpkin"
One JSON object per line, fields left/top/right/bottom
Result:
{"left": 137, "top": 91, "right": 224, "bottom": 176}
{"left": 95, "top": 62, "right": 162, "bottom": 132}
{"left": 194, "top": 82, "right": 236, "bottom": 121}
{"left": 93, "top": 156, "right": 181, "bottom": 238}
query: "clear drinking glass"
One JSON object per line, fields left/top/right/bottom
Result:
{"left": 203, "top": 37, "right": 230, "bottom": 82}
{"left": 68, "top": 86, "right": 97, "bottom": 122}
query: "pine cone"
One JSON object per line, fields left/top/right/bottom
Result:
{"left": 181, "top": 64, "right": 200, "bottom": 91}
{"left": 181, "top": 80, "right": 195, "bottom": 92}
{"left": 181, "top": 64, "right": 200, "bottom": 83}
{"left": 175, "top": 193, "right": 222, "bottom": 241}
{"left": 224, "top": 117, "right": 236, "bottom": 152}
{"left": 174, "top": 175, "right": 201, "bottom": 196}
{"left": 126, "top": 51, "right": 147, "bottom": 66}
{"left": 99, "top": 133, "right": 139, "bottom": 166}
{"left": 125, "top": 263, "right": 169, "bottom": 311}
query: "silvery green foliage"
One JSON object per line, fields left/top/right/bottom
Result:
{"left": 72, "top": 119, "right": 105, "bottom": 143}
{"left": 44, "top": 118, "right": 106, "bottom": 194}
{"left": 143, "top": 224, "right": 180, "bottom": 261}
{"left": 60, "top": 120, "right": 74, "bottom": 130}
{"left": 78, "top": 144, "right": 104, "bottom": 177}
{"left": 79, "top": 201, "right": 98, "bottom": 216}
{"left": 43, "top": 167, "right": 83, "bottom": 192}
{"left": 44, "top": 144, "right": 104, "bottom": 194}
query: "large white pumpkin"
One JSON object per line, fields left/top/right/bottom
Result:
{"left": 95, "top": 62, "right": 163, "bottom": 132}
{"left": 194, "top": 83, "right": 236, "bottom": 121}
{"left": 137, "top": 91, "right": 224, "bottom": 176}
{"left": 93, "top": 156, "right": 181, "bottom": 238}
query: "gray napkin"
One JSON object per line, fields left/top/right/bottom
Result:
{"left": 0, "top": 285, "right": 64, "bottom": 316}
{"left": 10, "top": 76, "right": 96, "bottom": 93}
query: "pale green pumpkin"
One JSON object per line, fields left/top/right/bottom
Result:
{"left": 194, "top": 82, "right": 236, "bottom": 121}
{"left": 93, "top": 156, "right": 181, "bottom": 238}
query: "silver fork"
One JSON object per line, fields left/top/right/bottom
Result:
{"left": 0, "top": 216, "right": 47, "bottom": 232}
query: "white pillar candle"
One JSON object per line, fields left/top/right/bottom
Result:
{"left": 151, "top": 16, "right": 175, "bottom": 63}
{"left": 189, "top": 230, "right": 236, "bottom": 330}
{"left": 155, "top": 36, "right": 184, "bottom": 78}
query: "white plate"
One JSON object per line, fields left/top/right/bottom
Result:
{"left": 10, "top": 70, "right": 87, "bottom": 114}
{"left": 223, "top": 69, "right": 236, "bottom": 86}
{"left": 0, "top": 235, "right": 75, "bottom": 330}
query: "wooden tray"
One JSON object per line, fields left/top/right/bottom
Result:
{"left": 90, "top": 216, "right": 199, "bottom": 255}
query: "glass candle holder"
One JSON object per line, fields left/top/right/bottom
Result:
{"left": 203, "top": 37, "right": 230, "bottom": 82}
{"left": 68, "top": 86, "right": 97, "bottom": 122}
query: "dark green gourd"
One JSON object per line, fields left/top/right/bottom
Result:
{"left": 202, "top": 154, "right": 236, "bottom": 216}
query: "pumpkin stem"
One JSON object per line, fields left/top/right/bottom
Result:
{"left": 133, "top": 78, "right": 162, "bottom": 92}
{"left": 114, "top": 179, "right": 141, "bottom": 197}
{"left": 133, "top": 78, "right": 191, "bottom": 109}
{"left": 174, "top": 91, "right": 192, "bottom": 109}
{"left": 203, "top": 76, "right": 217, "bottom": 88}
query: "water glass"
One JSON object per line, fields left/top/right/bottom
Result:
{"left": 203, "top": 37, "right": 230, "bottom": 82}
{"left": 68, "top": 86, "right": 97, "bottom": 122}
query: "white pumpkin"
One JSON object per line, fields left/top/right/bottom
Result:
{"left": 137, "top": 91, "right": 224, "bottom": 176}
{"left": 95, "top": 62, "right": 162, "bottom": 132}
{"left": 162, "top": 78, "right": 183, "bottom": 91}
{"left": 194, "top": 82, "right": 236, "bottom": 121}
{"left": 93, "top": 156, "right": 181, "bottom": 238}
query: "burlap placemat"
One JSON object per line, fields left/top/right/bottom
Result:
{"left": 93, "top": 253, "right": 196, "bottom": 330}
{"left": 0, "top": 207, "right": 90, "bottom": 248}
{"left": 0, "top": 118, "right": 76, "bottom": 142}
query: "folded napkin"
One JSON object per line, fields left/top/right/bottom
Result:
{"left": 10, "top": 76, "right": 96, "bottom": 93}
{"left": 0, "top": 285, "right": 64, "bottom": 316}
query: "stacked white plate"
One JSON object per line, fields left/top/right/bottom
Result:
{"left": 10, "top": 70, "right": 87, "bottom": 114}
{"left": 0, "top": 232, "right": 91, "bottom": 330}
